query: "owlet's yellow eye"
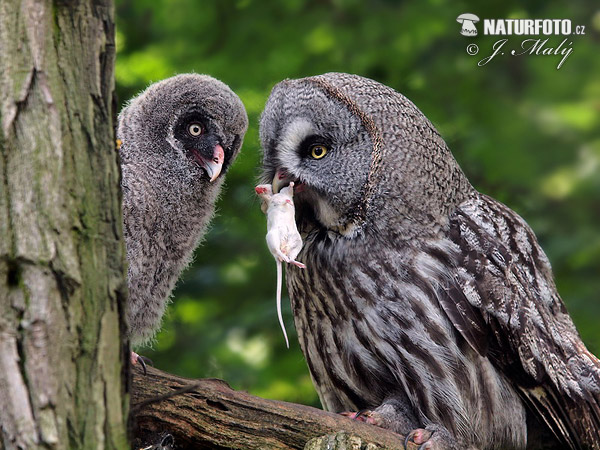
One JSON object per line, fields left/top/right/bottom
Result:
{"left": 188, "top": 123, "right": 203, "bottom": 136}
{"left": 310, "top": 144, "right": 328, "bottom": 159}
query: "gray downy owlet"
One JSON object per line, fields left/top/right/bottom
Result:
{"left": 117, "top": 74, "right": 248, "bottom": 354}
{"left": 259, "top": 73, "right": 600, "bottom": 450}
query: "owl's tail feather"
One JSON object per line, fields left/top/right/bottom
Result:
{"left": 522, "top": 343, "right": 600, "bottom": 450}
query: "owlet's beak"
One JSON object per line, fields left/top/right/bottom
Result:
{"left": 199, "top": 144, "right": 225, "bottom": 182}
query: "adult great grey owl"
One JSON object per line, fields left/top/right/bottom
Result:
{"left": 260, "top": 73, "right": 600, "bottom": 449}
{"left": 117, "top": 74, "right": 247, "bottom": 349}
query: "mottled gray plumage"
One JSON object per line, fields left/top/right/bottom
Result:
{"left": 260, "top": 73, "right": 600, "bottom": 449}
{"left": 118, "top": 74, "right": 248, "bottom": 347}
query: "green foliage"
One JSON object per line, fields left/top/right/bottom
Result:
{"left": 115, "top": 0, "right": 600, "bottom": 408}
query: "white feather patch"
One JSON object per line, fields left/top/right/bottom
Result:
{"left": 277, "top": 118, "right": 314, "bottom": 169}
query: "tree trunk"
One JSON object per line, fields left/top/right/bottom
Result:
{"left": 0, "top": 1, "right": 128, "bottom": 449}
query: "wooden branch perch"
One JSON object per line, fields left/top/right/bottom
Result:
{"left": 130, "top": 366, "right": 414, "bottom": 449}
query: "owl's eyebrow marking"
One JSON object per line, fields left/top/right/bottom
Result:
{"left": 308, "top": 77, "right": 383, "bottom": 229}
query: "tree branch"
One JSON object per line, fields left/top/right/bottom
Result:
{"left": 130, "top": 366, "right": 414, "bottom": 449}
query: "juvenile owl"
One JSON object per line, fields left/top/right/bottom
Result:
{"left": 118, "top": 74, "right": 248, "bottom": 349}
{"left": 260, "top": 73, "right": 600, "bottom": 449}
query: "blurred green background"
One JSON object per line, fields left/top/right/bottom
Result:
{"left": 115, "top": 0, "right": 600, "bottom": 408}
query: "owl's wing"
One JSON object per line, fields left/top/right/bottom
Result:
{"left": 438, "top": 194, "right": 600, "bottom": 449}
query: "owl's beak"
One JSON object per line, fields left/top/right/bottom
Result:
{"left": 272, "top": 169, "right": 293, "bottom": 194}
{"left": 200, "top": 144, "right": 224, "bottom": 182}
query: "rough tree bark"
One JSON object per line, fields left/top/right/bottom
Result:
{"left": 0, "top": 1, "right": 128, "bottom": 449}
{"left": 130, "top": 366, "right": 412, "bottom": 450}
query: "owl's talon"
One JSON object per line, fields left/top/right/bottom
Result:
{"left": 353, "top": 408, "right": 371, "bottom": 420}
{"left": 131, "top": 351, "right": 153, "bottom": 375}
{"left": 339, "top": 409, "right": 380, "bottom": 425}
{"left": 404, "top": 428, "right": 433, "bottom": 448}
{"left": 405, "top": 427, "right": 456, "bottom": 450}
{"left": 339, "top": 410, "right": 362, "bottom": 420}
{"left": 339, "top": 409, "right": 369, "bottom": 422}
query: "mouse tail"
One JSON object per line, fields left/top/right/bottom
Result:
{"left": 276, "top": 261, "right": 290, "bottom": 349}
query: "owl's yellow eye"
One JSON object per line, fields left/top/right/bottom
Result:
{"left": 310, "top": 144, "right": 328, "bottom": 159}
{"left": 188, "top": 123, "right": 203, "bottom": 136}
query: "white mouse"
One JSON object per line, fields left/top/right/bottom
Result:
{"left": 255, "top": 182, "right": 306, "bottom": 348}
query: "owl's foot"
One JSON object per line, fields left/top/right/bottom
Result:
{"left": 131, "top": 351, "right": 153, "bottom": 375}
{"left": 404, "top": 425, "right": 458, "bottom": 450}
{"left": 342, "top": 401, "right": 416, "bottom": 433}
{"left": 340, "top": 408, "right": 458, "bottom": 450}
{"left": 339, "top": 410, "right": 378, "bottom": 425}
{"left": 404, "top": 429, "right": 431, "bottom": 449}
{"left": 341, "top": 409, "right": 399, "bottom": 429}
